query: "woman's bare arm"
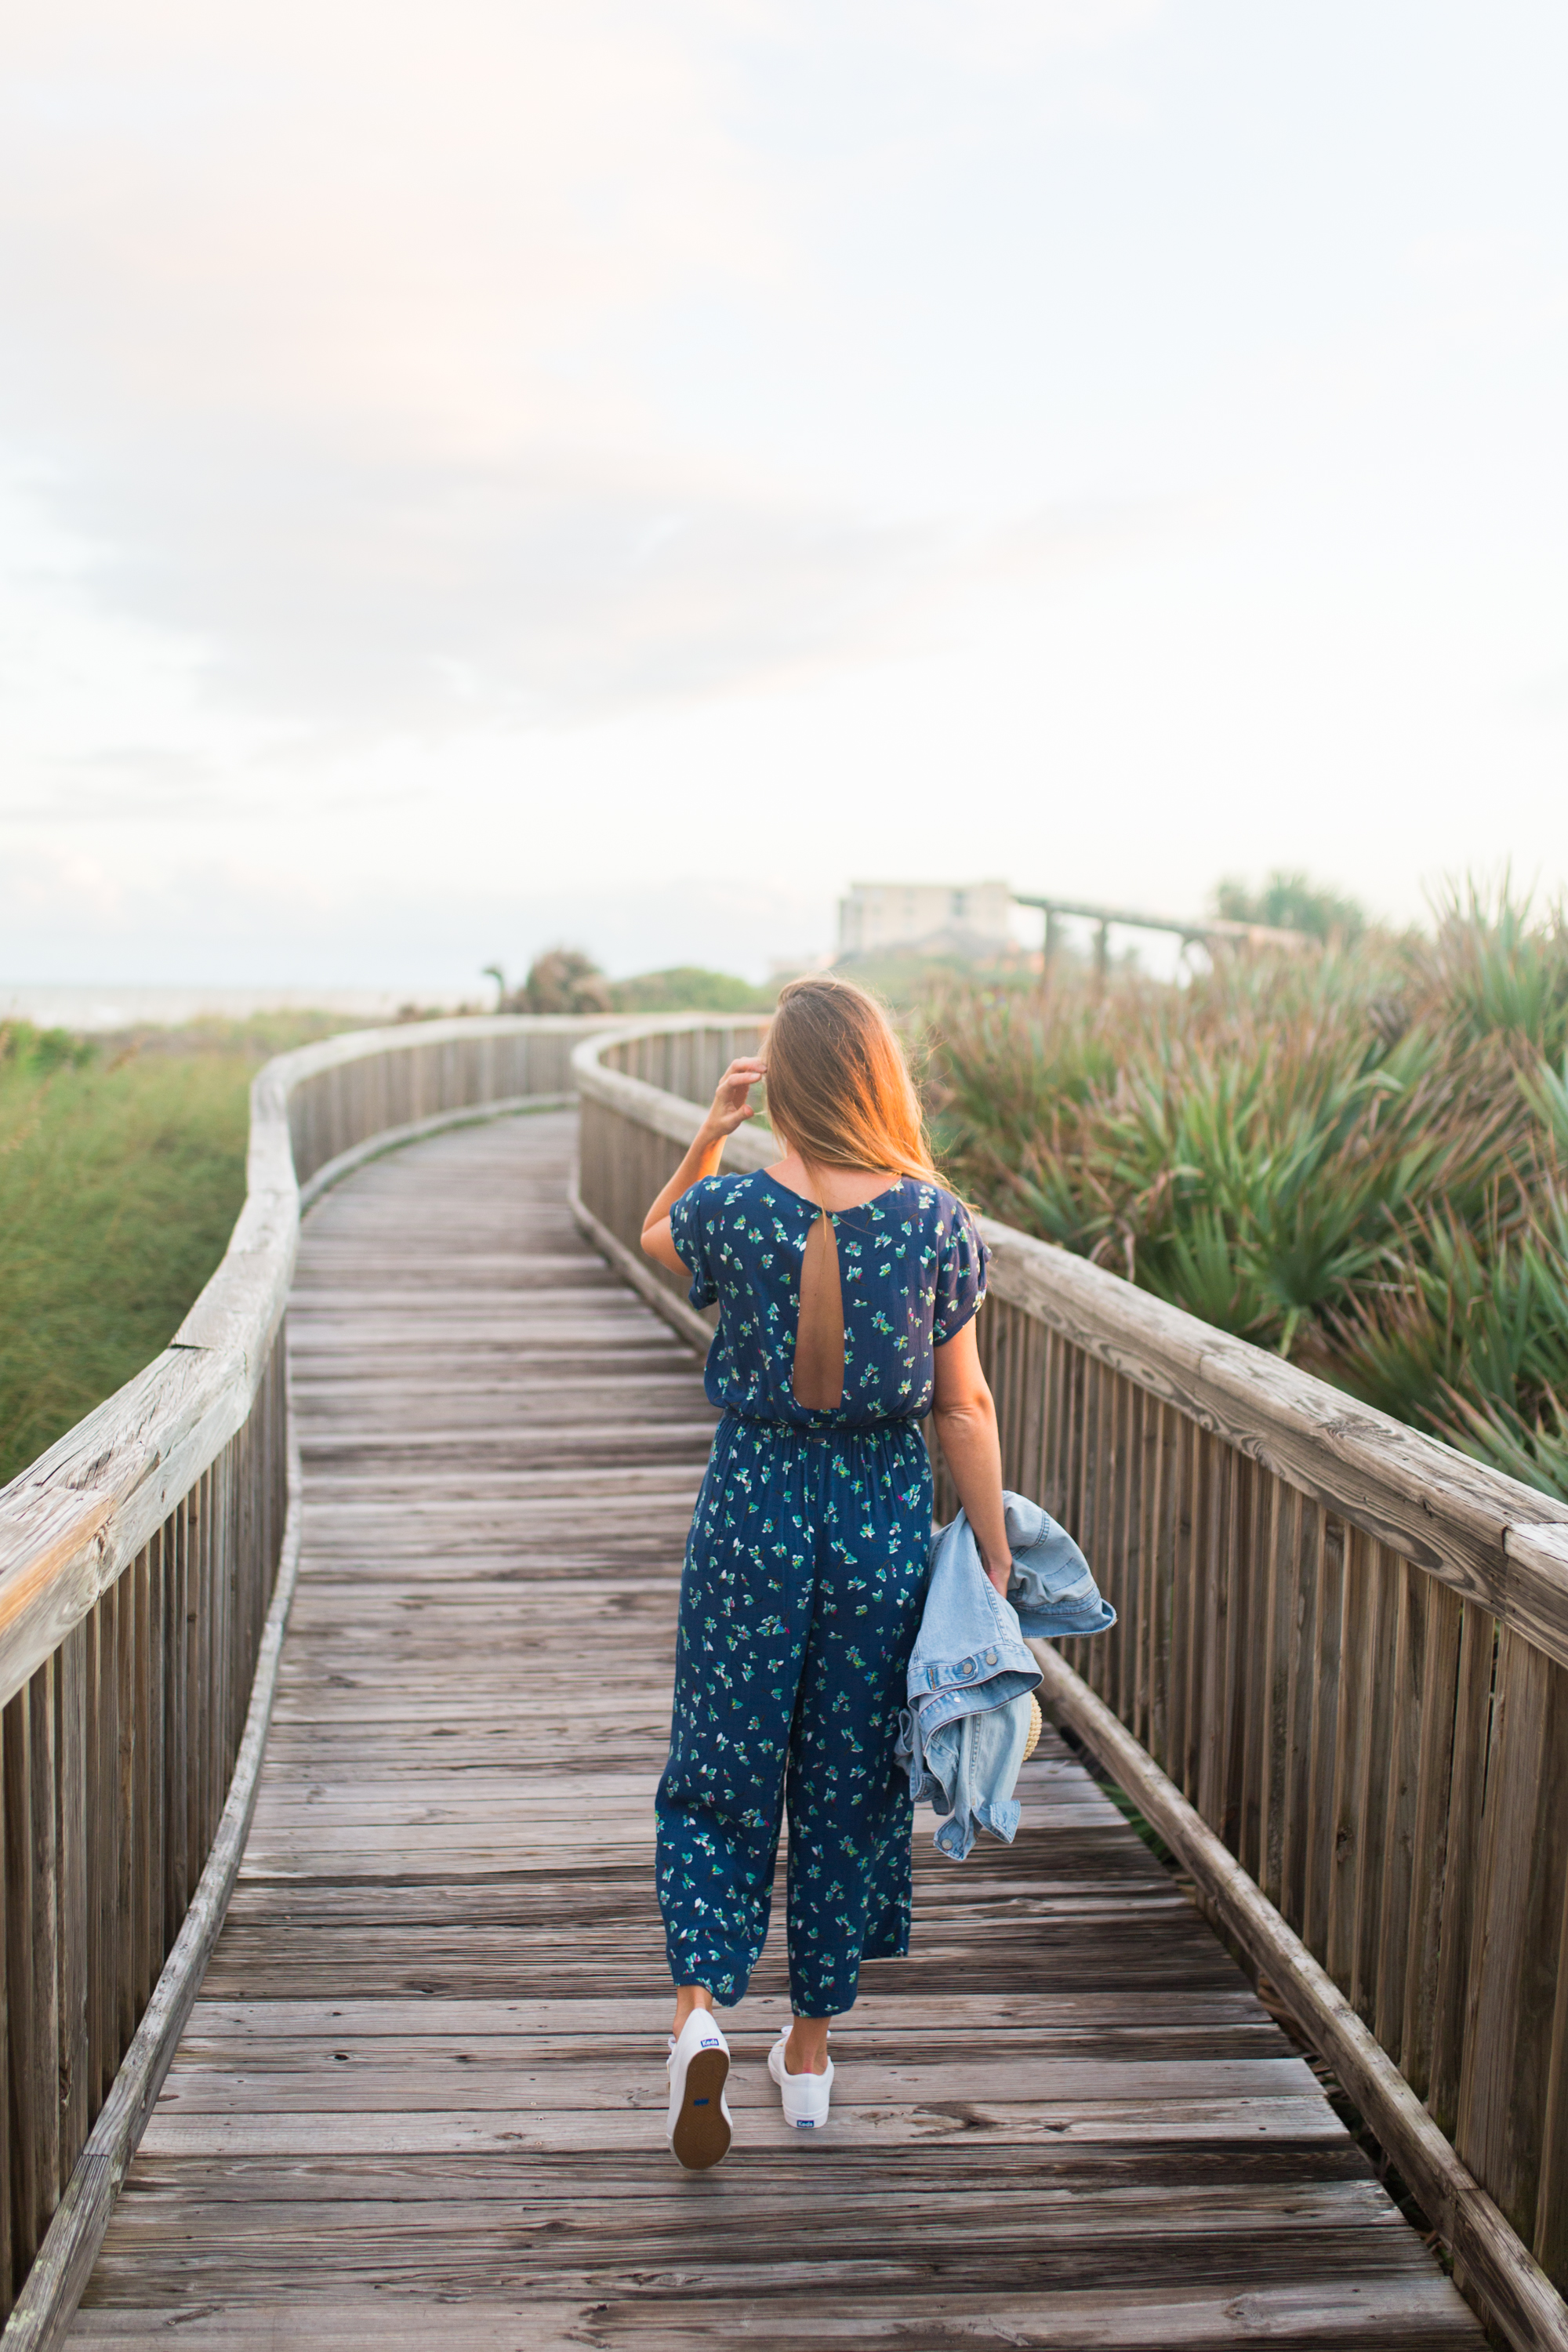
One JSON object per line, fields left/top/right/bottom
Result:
{"left": 932, "top": 1319, "right": 1012, "bottom": 1595}
{"left": 640, "top": 1058, "right": 767, "bottom": 1275}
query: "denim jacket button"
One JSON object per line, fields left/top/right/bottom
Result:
{"left": 985, "top": 1648, "right": 998, "bottom": 1666}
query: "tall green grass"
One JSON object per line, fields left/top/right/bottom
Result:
{"left": 924, "top": 885, "right": 1568, "bottom": 1501}
{"left": 0, "top": 1018, "right": 350, "bottom": 1490}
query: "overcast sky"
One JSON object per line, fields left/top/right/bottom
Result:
{"left": 2, "top": 1, "right": 1566, "bottom": 988}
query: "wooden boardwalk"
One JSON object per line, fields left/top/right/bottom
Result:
{"left": 67, "top": 1111, "right": 1483, "bottom": 2348}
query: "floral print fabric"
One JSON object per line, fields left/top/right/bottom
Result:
{"left": 655, "top": 1414, "right": 932, "bottom": 2015}
{"left": 668, "top": 1171, "right": 989, "bottom": 1428}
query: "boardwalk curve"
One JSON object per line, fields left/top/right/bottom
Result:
{"left": 64, "top": 1110, "right": 1479, "bottom": 2348}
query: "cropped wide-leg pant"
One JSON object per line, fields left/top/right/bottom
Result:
{"left": 655, "top": 1411, "right": 932, "bottom": 2016}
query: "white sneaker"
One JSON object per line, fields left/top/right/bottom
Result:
{"left": 666, "top": 2009, "right": 732, "bottom": 2170}
{"left": 768, "top": 2030, "right": 833, "bottom": 2129}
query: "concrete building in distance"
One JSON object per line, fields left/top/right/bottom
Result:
{"left": 837, "top": 880, "right": 1014, "bottom": 963}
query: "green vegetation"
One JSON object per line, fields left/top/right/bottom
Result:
{"left": 1213, "top": 868, "right": 1367, "bottom": 944}
{"left": 608, "top": 965, "right": 775, "bottom": 1014}
{"left": 924, "top": 884, "right": 1568, "bottom": 1501}
{"left": 485, "top": 949, "right": 610, "bottom": 1013}
{"left": 0, "top": 1015, "right": 354, "bottom": 1490}
{"left": 489, "top": 949, "right": 775, "bottom": 1014}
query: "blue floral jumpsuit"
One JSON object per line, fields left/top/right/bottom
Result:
{"left": 657, "top": 1170, "right": 989, "bottom": 2016}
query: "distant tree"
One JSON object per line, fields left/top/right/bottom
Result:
{"left": 484, "top": 949, "right": 613, "bottom": 1015}
{"left": 1212, "top": 870, "right": 1367, "bottom": 945}
{"left": 608, "top": 966, "right": 773, "bottom": 1014}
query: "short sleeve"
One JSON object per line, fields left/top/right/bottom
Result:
{"left": 933, "top": 1201, "right": 989, "bottom": 1344}
{"left": 668, "top": 1181, "right": 720, "bottom": 1310}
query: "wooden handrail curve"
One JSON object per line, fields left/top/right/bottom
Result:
{"left": 0, "top": 1014, "right": 616, "bottom": 2332}
{"left": 571, "top": 1016, "right": 1568, "bottom": 2352}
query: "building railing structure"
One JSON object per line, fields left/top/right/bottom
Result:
{"left": 572, "top": 1016, "right": 1568, "bottom": 2352}
{"left": 0, "top": 1016, "right": 616, "bottom": 2348}
{"left": 6, "top": 1007, "right": 1568, "bottom": 2350}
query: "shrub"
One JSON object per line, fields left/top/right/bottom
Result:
{"left": 924, "top": 884, "right": 1568, "bottom": 1499}
{"left": 608, "top": 966, "right": 774, "bottom": 1014}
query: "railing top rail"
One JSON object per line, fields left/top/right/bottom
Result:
{"left": 0, "top": 1013, "right": 615, "bottom": 1711}
{"left": 573, "top": 1018, "right": 1568, "bottom": 1664}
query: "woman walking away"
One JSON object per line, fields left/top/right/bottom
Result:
{"left": 640, "top": 975, "right": 1013, "bottom": 2171}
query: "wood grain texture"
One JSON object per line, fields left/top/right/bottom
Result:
{"left": 58, "top": 1111, "right": 1479, "bottom": 2349}
{"left": 61, "top": 2282, "right": 1483, "bottom": 2350}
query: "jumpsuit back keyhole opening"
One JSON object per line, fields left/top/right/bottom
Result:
{"left": 792, "top": 1209, "right": 845, "bottom": 1410}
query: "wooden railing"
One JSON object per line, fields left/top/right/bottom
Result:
{"left": 572, "top": 1017, "right": 1568, "bottom": 2352}
{"left": 0, "top": 1015, "right": 613, "bottom": 2344}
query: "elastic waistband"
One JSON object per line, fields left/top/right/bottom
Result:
{"left": 720, "top": 1408, "right": 923, "bottom": 1445}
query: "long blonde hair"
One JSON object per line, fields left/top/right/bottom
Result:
{"left": 764, "top": 975, "right": 942, "bottom": 1185}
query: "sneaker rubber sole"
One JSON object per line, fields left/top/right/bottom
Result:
{"left": 670, "top": 2044, "right": 731, "bottom": 2171}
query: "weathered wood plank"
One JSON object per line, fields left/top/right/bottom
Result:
{"left": 62, "top": 2280, "right": 1482, "bottom": 2350}
{"left": 134, "top": 2095, "right": 1350, "bottom": 2157}
{"left": 1456, "top": 1635, "right": 1568, "bottom": 2255}
{"left": 55, "top": 1627, "right": 88, "bottom": 2190}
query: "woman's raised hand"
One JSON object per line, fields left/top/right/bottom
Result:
{"left": 641, "top": 1057, "right": 765, "bottom": 1273}
{"left": 700, "top": 1058, "right": 766, "bottom": 1141}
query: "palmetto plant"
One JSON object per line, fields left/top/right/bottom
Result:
{"left": 923, "top": 885, "right": 1568, "bottom": 1500}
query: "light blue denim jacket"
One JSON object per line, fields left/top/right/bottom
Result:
{"left": 897, "top": 1491, "right": 1116, "bottom": 1860}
